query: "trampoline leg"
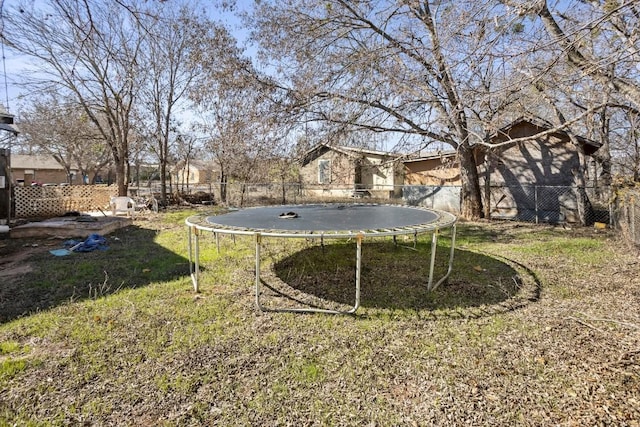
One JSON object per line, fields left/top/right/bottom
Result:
{"left": 187, "top": 226, "right": 193, "bottom": 272}
{"left": 350, "top": 234, "right": 362, "bottom": 313}
{"left": 215, "top": 232, "right": 220, "bottom": 254}
{"left": 255, "top": 233, "right": 263, "bottom": 311}
{"left": 188, "top": 227, "right": 200, "bottom": 293}
{"left": 427, "top": 229, "right": 439, "bottom": 290}
{"left": 430, "top": 223, "right": 457, "bottom": 291}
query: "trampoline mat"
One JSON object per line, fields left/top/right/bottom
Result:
{"left": 205, "top": 204, "right": 439, "bottom": 232}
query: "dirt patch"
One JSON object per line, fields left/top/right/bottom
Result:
{"left": 0, "top": 242, "right": 49, "bottom": 279}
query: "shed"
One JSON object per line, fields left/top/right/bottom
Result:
{"left": 479, "top": 118, "right": 602, "bottom": 222}
{"left": 400, "top": 118, "right": 602, "bottom": 222}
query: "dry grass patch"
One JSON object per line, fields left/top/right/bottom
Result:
{"left": 0, "top": 214, "right": 639, "bottom": 425}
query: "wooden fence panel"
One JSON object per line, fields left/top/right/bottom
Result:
{"left": 14, "top": 185, "right": 117, "bottom": 218}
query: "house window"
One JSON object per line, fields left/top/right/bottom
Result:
{"left": 318, "top": 159, "right": 331, "bottom": 184}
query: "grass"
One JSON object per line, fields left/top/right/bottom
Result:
{"left": 0, "top": 211, "right": 639, "bottom": 425}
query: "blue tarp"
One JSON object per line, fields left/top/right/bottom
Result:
{"left": 63, "top": 233, "right": 109, "bottom": 252}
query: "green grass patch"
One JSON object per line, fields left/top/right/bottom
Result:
{"left": 511, "top": 236, "right": 605, "bottom": 260}
{"left": 0, "top": 358, "right": 27, "bottom": 380}
{"left": 0, "top": 340, "right": 22, "bottom": 355}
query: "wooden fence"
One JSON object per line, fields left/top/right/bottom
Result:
{"left": 14, "top": 185, "right": 117, "bottom": 218}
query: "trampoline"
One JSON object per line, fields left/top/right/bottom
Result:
{"left": 185, "top": 203, "right": 457, "bottom": 314}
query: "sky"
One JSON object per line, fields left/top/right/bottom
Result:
{"left": 1, "top": 0, "right": 50, "bottom": 113}
{"left": 0, "top": 0, "right": 254, "bottom": 116}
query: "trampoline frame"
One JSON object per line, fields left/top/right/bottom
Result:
{"left": 185, "top": 204, "right": 457, "bottom": 314}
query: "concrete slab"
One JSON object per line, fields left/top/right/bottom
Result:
{"left": 9, "top": 215, "right": 133, "bottom": 239}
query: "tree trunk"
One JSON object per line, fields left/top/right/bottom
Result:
{"left": 458, "top": 145, "right": 484, "bottom": 220}
{"left": 281, "top": 176, "right": 287, "bottom": 204}
{"left": 160, "top": 162, "right": 168, "bottom": 205}
{"left": 116, "top": 160, "right": 128, "bottom": 196}
{"left": 595, "top": 115, "right": 612, "bottom": 201}
{"left": 219, "top": 172, "right": 227, "bottom": 204}
{"left": 483, "top": 154, "right": 492, "bottom": 219}
{"left": 239, "top": 182, "right": 246, "bottom": 207}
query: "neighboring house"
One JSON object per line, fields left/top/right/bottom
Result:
{"left": 403, "top": 150, "right": 460, "bottom": 185}
{"left": 11, "top": 154, "right": 82, "bottom": 186}
{"left": 174, "top": 159, "right": 220, "bottom": 188}
{"left": 402, "top": 150, "right": 462, "bottom": 212}
{"left": 299, "top": 144, "right": 404, "bottom": 198}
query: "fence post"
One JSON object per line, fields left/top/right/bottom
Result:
{"left": 609, "top": 199, "right": 614, "bottom": 227}
{"left": 534, "top": 185, "right": 539, "bottom": 224}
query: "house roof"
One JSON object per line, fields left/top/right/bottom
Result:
{"left": 492, "top": 117, "right": 602, "bottom": 155}
{"left": 188, "top": 159, "right": 220, "bottom": 169}
{"left": 0, "top": 123, "right": 19, "bottom": 135}
{"left": 174, "top": 159, "right": 220, "bottom": 171}
{"left": 300, "top": 143, "right": 401, "bottom": 166}
{"left": 336, "top": 145, "right": 401, "bottom": 158}
{"left": 11, "top": 154, "right": 65, "bottom": 170}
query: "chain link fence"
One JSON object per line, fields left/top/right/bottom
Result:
{"left": 143, "top": 182, "right": 305, "bottom": 207}
{"left": 486, "top": 185, "right": 610, "bottom": 225}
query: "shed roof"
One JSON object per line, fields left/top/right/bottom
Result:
{"left": 492, "top": 117, "right": 602, "bottom": 155}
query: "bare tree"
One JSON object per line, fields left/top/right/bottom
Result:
{"left": 174, "top": 133, "right": 203, "bottom": 193}
{"left": 193, "top": 82, "right": 272, "bottom": 205}
{"left": 190, "top": 33, "right": 285, "bottom": 205}
{"left": 2, "top": 0, "right": 147, "bottom": 195}
{"left": 18, "top": 91, "right": 111, "bottom": 184}
{"left": 504, "top": 0, "right": 640, "bottom": 183}
{"left": 611, "top": 108, "right": 640, "bottom": 181}
{"left": 530, "top": 0, "right": 640, "bottom": 108}
{"left": 247, "top": 0, "right": 538, "bottom": 218}
{"left": 135, "top": 2, "right": 219, "bottom": 204}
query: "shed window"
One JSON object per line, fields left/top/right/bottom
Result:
{"left": 318, "top": 159, "right": 331, "bottom": 184}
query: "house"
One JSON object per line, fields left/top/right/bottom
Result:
{"left": 403, "top": 150, "right": 460, "bottom": 185}
{"left": 174, "top": 159, "right": 220, "bottom": 188}
{"left": 299, "top": 144, "right": 404, "bottom": 198}
{"left": 11, "top": 154, "right": 82, "bottom": 186}
{"left": 402, "top": 150, "right": 462, "bottom": 212}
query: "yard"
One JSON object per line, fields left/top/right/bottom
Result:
{"left": 0, "top": 209, "right": 639, "bottom": 426}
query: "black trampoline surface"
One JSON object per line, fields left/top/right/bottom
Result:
{"left": 204, "top": 204, "right": 441, "bottom": 232}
